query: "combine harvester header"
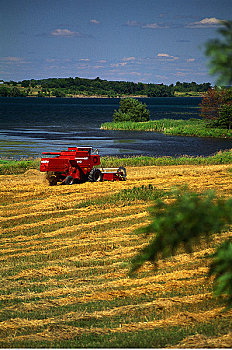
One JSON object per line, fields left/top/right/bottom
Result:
{"left": 40, "top": 147, "right": 126, "bottom": 186}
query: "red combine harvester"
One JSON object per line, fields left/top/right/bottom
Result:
{"left": 40, "top": 147, "right": 126, "bottom": 186}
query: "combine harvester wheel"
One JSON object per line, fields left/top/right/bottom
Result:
{"left": 64, "top": 175, "right": 74, "bottom": 185}
{"left": 88, "top": 168, "right": 103, "bottom": 182}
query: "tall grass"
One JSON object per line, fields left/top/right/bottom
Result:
{"left": 1, "top": 149, "right": 232, "bottom": 175}
{"left": 101, "top": 119, "right": 232, "bottom": 138}
{"left": 101, "top": 149, "right": 232, "bottom": 168}
{"left": 77, "top": 185, "right": 167, "bottom": 208}
{"left": 0, "top": 158, "right": 40, "bottom": 175}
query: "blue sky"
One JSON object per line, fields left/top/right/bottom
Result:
{"left": 1, "top": 0, "right": 231, "bottom": 84}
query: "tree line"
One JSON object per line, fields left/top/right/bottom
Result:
{"left": 0, "top": 77, "right": 211, "bottom": 98}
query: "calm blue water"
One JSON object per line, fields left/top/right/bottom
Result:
{"left": 1, "top": 97, "right": 232, "bottom": 159}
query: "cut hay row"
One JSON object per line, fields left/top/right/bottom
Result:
{"left": 0, "top": 293, "right": 212, "bottom": 333}
{"left": 1, "top": 203, "right": 148, "bottom": 232}
{"left": 0, "top": 267, "right": 209, "bottom": 303}
{"left": 0, "top": 212, "right": 148, "bottom": 258}
{"left": 1, "top": 307, "right": 231, "bottom": 346}
{"left": 172, "top": 331, "right": 232, "bottom": 348}
{"left": 1, "top": 164, "right": 232, "bottom": 347}
{"left": 2, "top": 201, "right": 147, "bottom": 225}
{"left": 0, "top": 219, "right": 146, "bottom": 252}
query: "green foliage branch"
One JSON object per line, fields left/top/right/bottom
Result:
{"left": 130, "top": 188, "right": 232, "bottom": 306}
{"left": 209, "top": 240, "right": 232, "bottom": 306}
{"left": 204, "top": 20, "right": 232, "bottom": 86}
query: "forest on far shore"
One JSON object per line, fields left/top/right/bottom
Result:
{"left": 0, "top": 77, "right": 211, "bottom": 98}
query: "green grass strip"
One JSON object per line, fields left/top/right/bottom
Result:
{"left": 101, "top": 119, "right": 232, "bottom": 138}
{"left": 0, "top": 158, "right": 40, "bottom": 174}
{"left": 101, "top": 150, "right": 232, "bottom": 168}
{"left": 1, "top": 148, "right": 232, "bottom": 175}
{"left": 76, "top": 185, "right": 167, "bottom": 208}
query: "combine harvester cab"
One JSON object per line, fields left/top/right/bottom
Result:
{"left": 40, "top": 147, "right": 126, "bottom": 186}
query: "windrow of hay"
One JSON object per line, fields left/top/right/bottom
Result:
{"left": 0, "top": 271, "right": 209, "bottom": 308}
{"left": 0, "top": 293, "right": 212, "bottom": 332}
{"left": 2, "top": 204, "right": 148, "bottom": 234}
{"left": 1, "top": 307, "right": 231, "bottom": 345}
{"left": 172, "top": 332, "right": 232, "bottom": 348}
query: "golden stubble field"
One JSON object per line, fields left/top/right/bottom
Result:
{"left": 1, "top": 164, "right": 232, "bottom": 347}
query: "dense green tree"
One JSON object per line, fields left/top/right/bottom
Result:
{"left": 0, "top": 86, "right": 25, "bottom": 97}
{"left": 0, "top": 87, "right": 10, "bottom": 96}
{"left": 7, "top": 77, "right": 213, "bottom": 97}
{"left": 113, "top": 98, "right": 150, "bottom": 122}
{"left": 10, "top": 87, "right": 25, "bottom": 97}
{"left": 175, "top": 81, "right": 211, "bottom": 92}
{"left": 218, "top": 103, "right": 232, "bottom": 129}
{"left": 200, "top": 88, "right": 232, "bottom": 129}
{"left": 52, "top": 89, "right": 66, "bottom": 97}
{"left": 21, "top": 80, "right": 30, "bottom": 88}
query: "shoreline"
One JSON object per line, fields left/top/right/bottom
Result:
{"left": 1, "top": 93, "right": 203, "bottom": 99}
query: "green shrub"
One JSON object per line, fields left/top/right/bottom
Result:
{"left": 113, "top": 98, "right": 150, "bottom": 122}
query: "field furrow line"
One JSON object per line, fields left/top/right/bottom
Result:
{"left": 0, "top": 210, "right": 147, "bottom": 244}
{"left": 1, "top": 203, "right": 147, "bottom": 234}
{"left": 0, "top": 233, "right": 139, "bottom": 260}
{"left": 0, "top": 212, "right": 148, "bottom": 261}
{"left": 1, "top": 276, "right": 208, "bottom": 315}
{"left": 0, "top": 293, "right": 212, "bottom": 333}
{"left": 0, "top": 267, "right": 208, "bottom": 303}
{"left": 173, "top": 331, "right": 232, "bottom": 348}
{"left": 0, "top": 245, "right": 212, "bottom": 297}
{"left": 1, "top": 202, "right": 147, "bottom": 224}
{"left": 2, "top": 186, "right": 116, "bottom": 213}
{"left": 1, "top": 307, "right": 230, "bottom": 345}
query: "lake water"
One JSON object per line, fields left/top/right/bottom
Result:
{"left": 1, "top": 96, "right": 232, "bottom": 159}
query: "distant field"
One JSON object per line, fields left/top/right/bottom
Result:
{"left": 1, "top": 164, "right": 232, "bottom": 348}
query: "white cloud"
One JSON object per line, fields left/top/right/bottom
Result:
{"left": 126, "top": 20, "right": 168, "bottom": 29}
{"left": 79, "top": 58, "right": 90, "bottom": 61}
{"left": 142, "top": 23, "right": 168, "bottom": 29}
{"left": 142, "top": 23, "right": 160, "bottom": 29}
{"left": 157, "top": 53, "right": 170, "bottom": 58}
{"left": 122, "top": 57, "right": 136, "bottom": 62}
{"left": 125, "top": 20, "right": 141, "bottom": 27}
{"left": 1, "top": 56, "right": 27, "bottom": 64}
{"left": 90, "top": 19, "right": 100, "bottom": 24}
{"left": 1, "top": 56, "right": 23, "bottom": 62}
{"left": 157, "top": 53, "right": 179, "bottom": 60}
{"left": 187, "top": 17, "right": 223, "bottom": 28}
{"left": 186, "top": 58, "right": 195, "bottom": 62}
{"left": 110, "top": 62, "right": 128, "bottom": 68}
{"left": 51, "top": 29, "right": 80, "bottom": 37}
